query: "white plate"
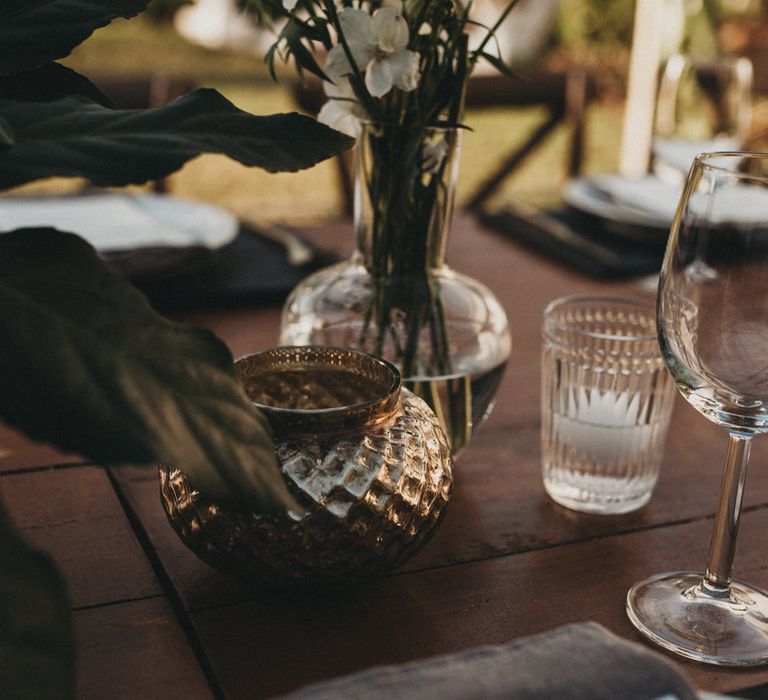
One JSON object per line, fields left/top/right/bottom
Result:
{"left": 0, "top": 193, "right": 239, "bottom": 252}
{"left": 562, "top": 175, "right": 677, "bottom": 234}
{"left": 565, "top": 171, "right": 768, "bottom": 242}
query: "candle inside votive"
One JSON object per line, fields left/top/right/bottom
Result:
{"left": 554, "top": 386, "right": 653, "bottom": 464}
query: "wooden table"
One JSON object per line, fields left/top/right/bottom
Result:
{"left": 5, "top": 214, "right": 768, "bottom": 699}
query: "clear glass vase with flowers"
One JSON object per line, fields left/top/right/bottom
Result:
{"left": 265, "top": 0, "right": 516, "bottom": 454}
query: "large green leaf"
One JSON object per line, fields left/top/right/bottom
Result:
{"left": 0, "top": 0, "right": 150, "bottom": 76}
{"left": 0, "top": 229, "right": 297, "bottom": 514}
{"left": 0, "top": 63, "right": 114, "bottom": 106}
{"left": 0, "top": 89, "right": 354, "bottom": 189}
{"left": 0, "top": 495, "right": 75, "bottom": 700}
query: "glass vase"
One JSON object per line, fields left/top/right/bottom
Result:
{"left": 280, "top": 123, "right": 511, "bottom": 454}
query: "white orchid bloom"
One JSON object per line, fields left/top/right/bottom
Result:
{"left": 317, "top": 79, "right": 364, "bottom": 138}
{"left": 324, "top": 5, "right": 421, "bottom": 98}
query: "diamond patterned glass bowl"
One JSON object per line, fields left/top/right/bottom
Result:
{"left": 159, "top": 346, "right": 454, "bottom": 582}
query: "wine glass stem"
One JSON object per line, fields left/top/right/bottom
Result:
{"left": 704, "top": 433, "right": 753, "bottom": 592}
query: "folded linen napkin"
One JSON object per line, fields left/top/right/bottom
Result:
{"left": 277, "top": 623, "right": 699, "bottom": 700}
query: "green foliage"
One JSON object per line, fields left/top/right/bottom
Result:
{"left": 0, "top": 2, "right": 351, "bottom": 504}
{"left": 0, "top": 0, "right": 151, "bottom": 75}
{"left": 0, "top": 229, "right": 299, "bottom": 512}
{"left": 556, "top": 0, "right": 635, "bottom": 49}
{"left": 0, "top": 63, "right": 114, "bottom": 106}
{"left": 264, "top": 0, "right": 518, "bottom": 127}
{"left": 0, "top": 89, "right": 352, "bottom": 189}
{"left": 554, "top": 0, "right": 737, "bottom": 52}
{"left": 0, "top": 0, "right": 340, "bottom": 694}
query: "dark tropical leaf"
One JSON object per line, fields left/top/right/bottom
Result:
{"left": 475, "top": 51, "right": 515, "bottom": 78}
{"left": 299, "top": 16, "right": 333, "bottom": 47}
{"left": 275, "top": 18, "right": 330, "bottom": 82}
{"left": 0, "top": 495, "right": 75, "bottom": 700}
{"left": 289, "top": 38, "right": 329, "bottom": 82}
{"left": 0, "top": 63, "right": 114, "bottom": 107}
{"left": 0, "top": 0, "right": 150, "bottom": 76}
{"left": 0, "top": 229, "right": 298, "bottom": 514}
{"left": 0, "top": 89, "right": 353, "bottom": 190}
{"left": 469, "top": 0, "right": 520, "bottom": 65}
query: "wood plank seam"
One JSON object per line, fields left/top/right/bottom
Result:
{"left": 72, "top": 592, "right": 166, "bottom": 613}
{"left": 104, "top": 466, "right": 227, "bottom": 700}
{"left": 387, "top": 501, "right": 768, "bottom": 579}
{"left": 0, "top": 461, "right": 94, "bottom": 477}
{"left": 177, "top": 501, "right": 760, "bottom": 615}
{"left": 178, "top": 502, "right": 745, "bottom": 615}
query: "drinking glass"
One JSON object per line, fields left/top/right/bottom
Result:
{"left": 541, "top": 296, "right": 676, "bottom": 515}
{"left": 653, "top": 55, "right": 753, "bottom": 182}
{"left": 627, "top": 152, "right": 768, "bottom": 666}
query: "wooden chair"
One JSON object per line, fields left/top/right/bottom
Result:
{"left": 462, "top": 67, "right": 596, "bottom": 210}
{"left": 290, "top": 66, "right": 597, "bottom": 215}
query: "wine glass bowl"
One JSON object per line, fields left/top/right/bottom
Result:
{"left": 659, "top": 153, "right": 768, "bottom": 432}
{"left": 627, "top": 152, "right": 768, "bottom": 666}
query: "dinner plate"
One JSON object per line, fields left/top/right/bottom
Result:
{"left": 562, "top": 175, "right": 677, "bottom": 244}
{"left": 565, "top": 170, "right": 768, "bottom": 240}
{"left": 0, "top": 193, "right": 239, "bottom": 275}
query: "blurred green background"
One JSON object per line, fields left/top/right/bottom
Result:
{"left": 37, "top": 0, "right": 768, "bottom": 226}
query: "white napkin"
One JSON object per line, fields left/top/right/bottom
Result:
{"left": 278, "top": 623, "right": 700, "bottom": 700}
{"left": 0, "top": 194, "right": 238, "bottom": 252}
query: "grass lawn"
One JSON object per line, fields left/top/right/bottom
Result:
{"left": 53, "top": 16, "right": 625, "bottom": 227}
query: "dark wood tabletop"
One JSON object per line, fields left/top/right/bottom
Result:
{"left": 5, "top": 214, "right": 768, "bottom": 699}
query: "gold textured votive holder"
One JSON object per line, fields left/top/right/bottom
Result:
{"left": 159, "top": 346, "right": 454, "bottom": 583}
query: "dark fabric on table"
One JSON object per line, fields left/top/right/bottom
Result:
{"left": 277, "top": 622, "right": 698, "bottom": 700}
{"left": 479, "top": 204, "right": 667, "bottom": 279}
{"left": 124, "top": 223, "right": 337, "bottom": 310}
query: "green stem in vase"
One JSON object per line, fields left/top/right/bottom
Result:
{"left": 359, "top": 123, "right": 456, "bottom": 381}
{"left": 276, "top": 1, "right": 515, "bottom": 454}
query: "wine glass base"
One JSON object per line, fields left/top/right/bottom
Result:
{"left": 627, "top": 572, "right": 768, "bottom": 666}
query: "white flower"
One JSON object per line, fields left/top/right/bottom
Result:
{"left": 317, "top": 79, "right": 364, "bottom": 138}
{"left": 324, "top": 6, "right": 421, "bottom": 98}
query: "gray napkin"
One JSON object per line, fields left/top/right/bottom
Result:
{"left": 278, "top": 622, "right": 698, "bottom": 700}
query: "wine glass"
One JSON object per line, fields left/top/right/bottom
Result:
{"left": 627, "top": 152, "right": 768, "bottom": 666}
{"left": 653, "top": 55, "right": 753, "bottom": 183}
